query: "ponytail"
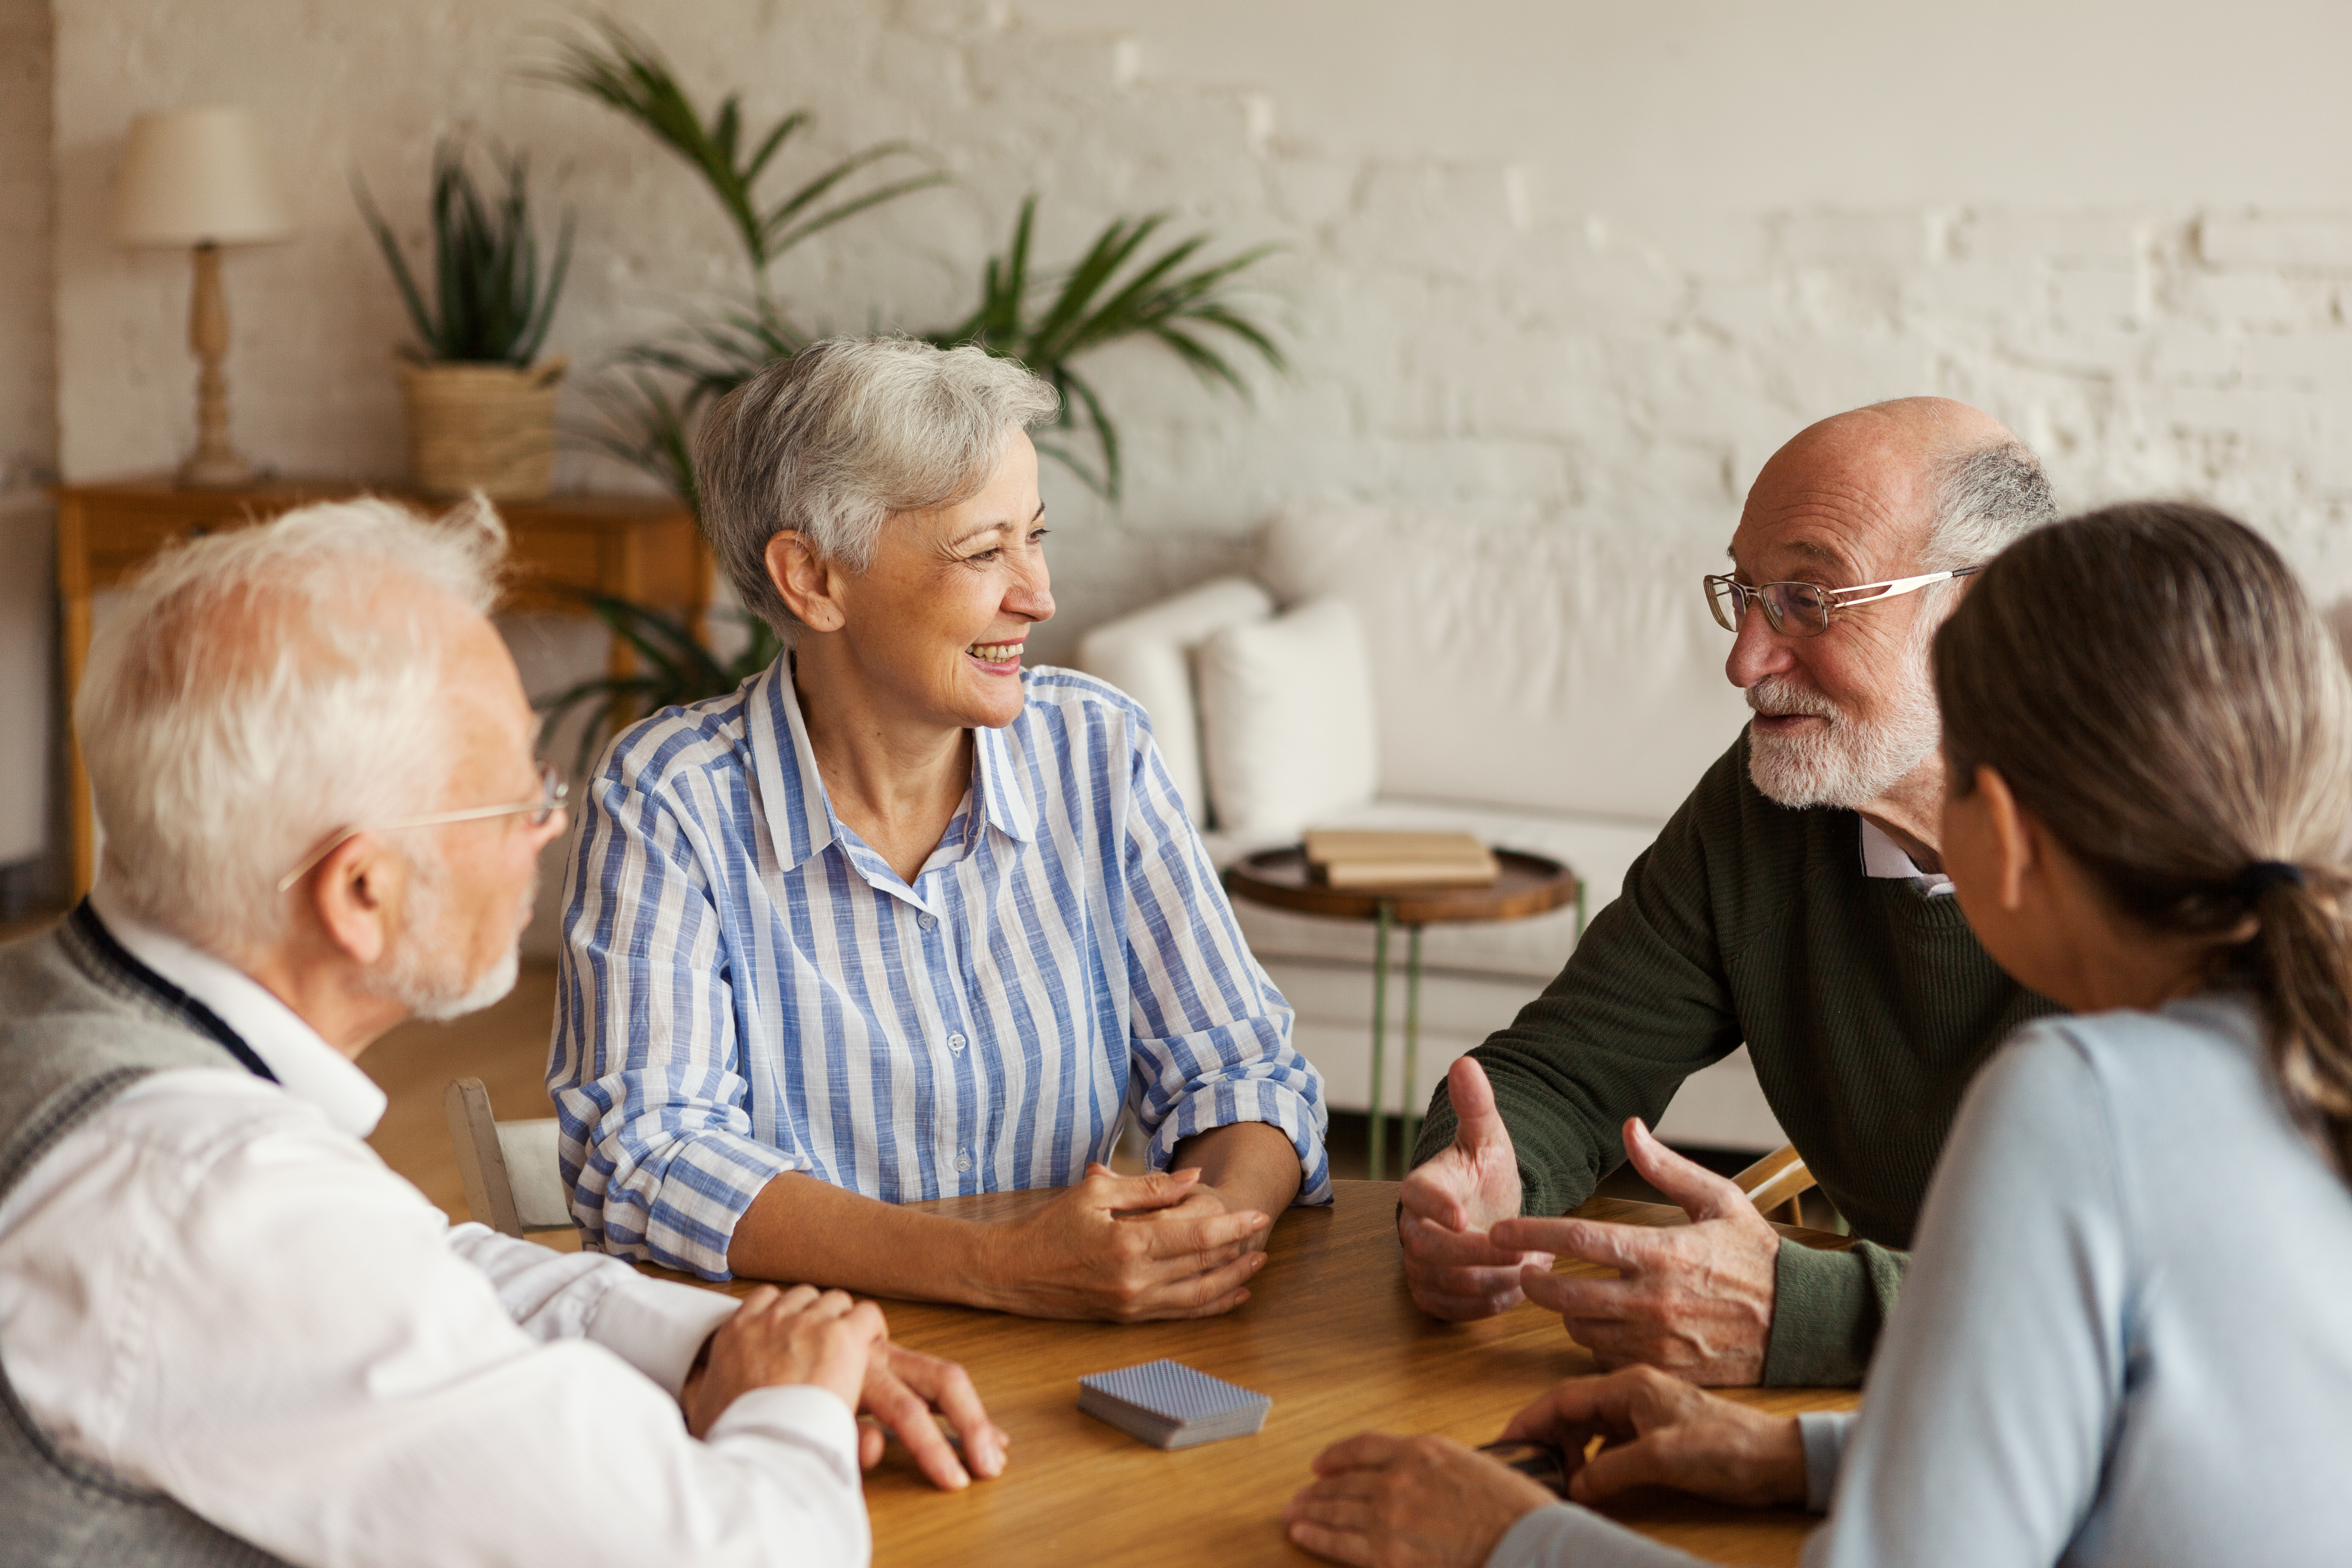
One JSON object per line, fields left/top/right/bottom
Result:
{"left": 2246, "top": 869, "right": 2352, "bottom": 1179}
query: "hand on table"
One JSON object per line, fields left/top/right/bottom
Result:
{"left": 982, "top": 1163, "right": 1270, "bottom": 1321}
{"left": 1284, "top": 1432, "right": 1557, "bottom": 1568}
{"left": 1399, "top": 1058, "right": 1552, "bottom": 1320}
{"left": 855, "top": 1341, "right": 1010, "bottom": 1490}
{"left": 1491, "top": 1118, "right": 1779, "bottom": 1386}
{"left": 1499, "top": 1365, "right": 1806, "bottom": 1508}
{"left": 680, "top": 1283, "right": 886, "bottom": 1437}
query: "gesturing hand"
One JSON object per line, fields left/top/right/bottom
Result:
{"left": 1491, "top": 1117, "right": 1780, "bottom": 1385}
{"left": 854, "top": 1341, "right": 1010, "bottom": 1491}
{"left": 1398, "top": 1057, "right": 1549, "bottom": 1320}
{"left": 1284, "top": 1432, "right": 1557, "bottom": 1568}
{"left": 985, "top": 1164, "right": 1270, "bottom": 1321}
{"left": 1498, "top": 1365, "right": 1806, "bottom": 1508}
{"left": 681, "top": 1284, "right": 887, "bottom": 1436}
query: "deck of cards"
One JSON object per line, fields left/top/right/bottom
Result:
{"left": 1078, "top": 1359, "right": 1273, "bottom": 1449}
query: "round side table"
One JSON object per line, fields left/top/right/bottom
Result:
{"left": 1224, "top": 847, "right": 1581, "bottom": 1179}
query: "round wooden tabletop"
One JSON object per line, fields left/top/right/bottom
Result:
{"left": 1223, "top": 846, "right": 1580, "bottom": 926}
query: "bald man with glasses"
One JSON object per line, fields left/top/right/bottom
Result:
{"left": 1400, "top": 399, "right": 2063, "bottom": 1388}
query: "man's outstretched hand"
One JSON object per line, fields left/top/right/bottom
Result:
{"left": 1491, "top": 1117, "right": 1781, "bottom": 1386}
{"left": 1398, "top": 1058, "right": 1552, "bottom": 1320}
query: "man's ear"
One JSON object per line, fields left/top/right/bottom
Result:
{"left": 764, "top": 531, "right": 848, "bottom": 634}
{"left": 306, "top": 833, "right": 402, "bottom": 966}
{"left": 1975, "top": 763, "right": 2039, "bottom": 913}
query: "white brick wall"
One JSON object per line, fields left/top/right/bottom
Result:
{"left": 30, "top": 0, "right": 2352, "bottom": 671}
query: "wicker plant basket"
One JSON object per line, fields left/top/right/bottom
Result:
{"left": 396, "top": 356, "right": 568, "bottom": 499}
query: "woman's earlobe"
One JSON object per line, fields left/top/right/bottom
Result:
{"left": 764, "top": 532, "right": 846, "bottom": 633}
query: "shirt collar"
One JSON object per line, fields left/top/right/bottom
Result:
{"left": 87, "top": 884, "right": 390, "bottom": 1137}
{"left": 1858, "top": 819, "right": 1955, "bottom": 898}
{"left": 745, "top": 655, "right": 1040, "bottom": 878}
{"left": 746, "top": 656, "right": 840, "bottom": 875}
{"left": 972, "top": 720, "right": 1039, "bottom": 845}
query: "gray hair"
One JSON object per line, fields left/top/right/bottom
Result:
{"left": 696, "top": 336, "right": 1061, "bottom": 634}
{"left": 1921, "top": 438, "right": 2058, "bottom": 573}
{"left": 76, "top": 496, "right": 506, "bottom": 955}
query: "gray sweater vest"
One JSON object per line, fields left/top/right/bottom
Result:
{"left": 0, "top": 904, "right": 291, "bottom": 1567}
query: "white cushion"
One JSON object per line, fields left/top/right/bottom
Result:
{"left": 1196, "top": 598, "right": 1379, "bottom": 838}
{"left": 1257, "top": 504, "right": 1752, "bottom": 821}
{"left": 1075, "top": 577, "right": 1276, "bottom": 825}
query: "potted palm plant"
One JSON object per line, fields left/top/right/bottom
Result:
{"left": 357, "top": 139, "right": 575, "bottom": 498}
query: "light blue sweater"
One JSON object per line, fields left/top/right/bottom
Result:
{"left": 1492, "top": 995, "right": 2352, "bottom": 1568}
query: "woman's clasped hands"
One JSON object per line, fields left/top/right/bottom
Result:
{"left": 978, "top": 1163, "right": 1273, "bottom": 1322}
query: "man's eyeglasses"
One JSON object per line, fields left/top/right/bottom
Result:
{"left": 276, "top": 761, "right": 570, "bottom": 894}
{"left": 1702, "top": 567, "right": 1982, "bottom": 639}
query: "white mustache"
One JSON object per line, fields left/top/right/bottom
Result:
{"left": 1746, "top": 675, "right": 1841, "bottom": 722}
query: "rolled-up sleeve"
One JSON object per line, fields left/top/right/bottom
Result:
{"left": 551, "top": 765, "right": 805, "bottom": 1279}
{"left": 1119, "top": 730, "right": 1332, "bottom": 1204}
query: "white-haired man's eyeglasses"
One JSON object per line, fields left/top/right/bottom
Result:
{"left": 1703, "top": 566, "right": 1982, "bottom": 639}
{"left": 276, "top": 761, "right": 569, "bottom": 894}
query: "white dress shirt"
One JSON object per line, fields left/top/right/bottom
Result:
{"left": 0, "top": 892, "right": 870, "bottom": 1568}
{"left": 1857, "top": 819, "right": 1954, "bottom": 897}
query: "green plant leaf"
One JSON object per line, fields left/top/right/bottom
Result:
{"left": 534, "top": 16, "right": 942, "bottom": 284}
{"left": 926, "top": 197, "right": 1286, "bottom": 498}
{"left": 535, "top": 595, "right": 786, "bottom": 775}
{"left": 355, "top": 136, "right": 572, "bottom": 364}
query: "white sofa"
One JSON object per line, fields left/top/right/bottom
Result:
{"left": 1078, "top": 503, "right": 1790, "bottom": 1152}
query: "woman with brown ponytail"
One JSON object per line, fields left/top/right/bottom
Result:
{"left": 1285, "top": 501, "right": 2352, "bottom": 1568}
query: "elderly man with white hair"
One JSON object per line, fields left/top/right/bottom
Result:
{"left": 1399, "top": 399, "right": 2064, "bottom": 1390}
{"left": 551, "top": 336, "right": 1330, "bottom": 1319}
{"left": 0, "top": 499, "right": 1001, "bottom": 1567}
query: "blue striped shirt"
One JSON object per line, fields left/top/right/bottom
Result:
{"left": 549, "top": 658, "right": 1331, "bottom": 1278}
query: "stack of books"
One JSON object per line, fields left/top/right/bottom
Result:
{"left": 1078, "top": 1359, "right": 1274, "bottom": 1449}
{"left": 1304, "top": 829, "right": 1499, "bottom": 889}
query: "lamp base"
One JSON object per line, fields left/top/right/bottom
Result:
{"left": 176, "top": 447, "right": 258, "bottom": 488}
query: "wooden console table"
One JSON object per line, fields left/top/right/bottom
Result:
{"left": 54, "top": 477, "right": 706, "bottom": 896}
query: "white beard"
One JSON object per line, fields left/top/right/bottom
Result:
{"left": 370, "top": 848, "right": 532, "bottom": 1022}
{"left": 1745, "top": 668, "right": 1941, "bottom": 811}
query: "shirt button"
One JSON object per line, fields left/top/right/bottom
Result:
{"left": 919, "top": 913, "right": 937, "bottom": 931}
{"left": 947, "top": 1032, "right": 967, "bottom": 1053}
{"left": 954, "top": 1150, "right": 973, "bottom": 1173}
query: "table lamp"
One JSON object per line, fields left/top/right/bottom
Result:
{"left": 113, "top": 107, "right": 294, "bottom": 487}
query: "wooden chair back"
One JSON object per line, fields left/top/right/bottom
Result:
{"left": 443, "top": 1077, "right": 574, "bottom": 1237}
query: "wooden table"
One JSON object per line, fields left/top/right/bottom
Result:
{"left": 662, "top": 1181, "right": 1853, "bottom": 1566}
{"left": 1224, "top": 850, "right": 1583, "bottom": 1176}
{"left": 53, "top": 477, "right": 704, "bottom": 895}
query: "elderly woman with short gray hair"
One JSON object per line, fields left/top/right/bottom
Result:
{"left": 551, "top": 337, "right": 1330, "bottom": 1320}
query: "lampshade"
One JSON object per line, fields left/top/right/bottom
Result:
{"left": 113, "top": 107, "right": 294, "bottom": 249}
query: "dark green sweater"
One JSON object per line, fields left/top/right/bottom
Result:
{"left": 1410, "top": 731, "right": 2060, "bottom": 1387}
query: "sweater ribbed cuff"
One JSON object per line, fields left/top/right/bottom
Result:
{"left": 1762, "top": 1238, "right": 1906, "bottom": 1387}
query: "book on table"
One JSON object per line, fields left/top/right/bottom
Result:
{"left": 1303, "top": 829, "right": 1499, "bottom": 888}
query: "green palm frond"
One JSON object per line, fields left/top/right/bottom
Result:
{"left": 928, "top": 196, "right": 1286, "bottom": 497}
{"left": 530, "top": 15, "right": 946, "bottom": 285}
{"left": 570, "top": 372, "right": 703, "bottom": 517}
{"left": 537, "top": 596, "right": 785, "bottom": 776}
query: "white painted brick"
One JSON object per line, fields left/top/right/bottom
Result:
{"left": 2176, "top": 270, "right": 2331, "bottom": 330}
{"left": 2200, "top": 214, "right": 2352, "bottom": 270}
{"left": 2240, "top": 330, "right": 2352, "bottom": 385}
{"left": 1772, "top": 212, "right": 1931, "bottom": 267}
{"left": 2043, "top": 268, "right": 2140, "bottom": 325}
{"left": 1266, "top": 158, "right": 1357, "bottom": 230}
{"left": 1952, "top": 211, "right": 2141, "bottom": 269}
{"left": 2145, "top": 328, "right": 2243, "bottom": 382}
